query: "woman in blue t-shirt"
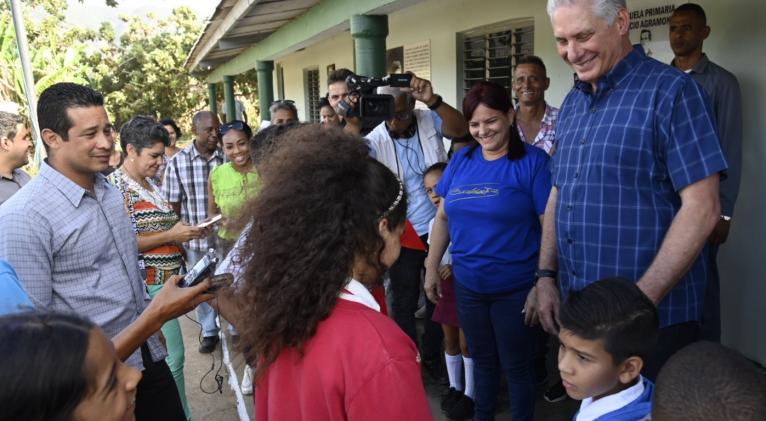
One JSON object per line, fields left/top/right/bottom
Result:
{"left": 425, "top": 81, "right": 551, "bottom": 421}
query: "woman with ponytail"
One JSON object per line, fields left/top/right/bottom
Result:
{"left": 234, "top": 125, "right": 432, "bottom": 420}
{"left": 425, "top": 81, "right": 552, "bottom": 420}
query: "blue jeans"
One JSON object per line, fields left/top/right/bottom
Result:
{"left": 455, "top": 282, "right": 536, "bottom": 421}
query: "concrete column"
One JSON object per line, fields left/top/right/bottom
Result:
{"left": 256, "top": 60, "right": 275, "bottom": 121}
{"left": 207, "top": 83, "right": 217, "bottom": 114}
{"left": 350, "top": 15, "right": 388, "bottom": 78}
{"left": 222, "top": 75, "right": 236, "bottom": 123}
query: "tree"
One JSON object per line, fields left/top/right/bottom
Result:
{"left": 0, "top": 0, "right": 97, "bottom": 107}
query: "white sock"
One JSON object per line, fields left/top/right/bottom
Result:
{"left": 463, "top": 356, "right": 475, "bottom": 399}
{"left": 445, "top": 352, "right": 463, "bottom": 391}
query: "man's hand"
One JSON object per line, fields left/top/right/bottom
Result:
{"left": 408, "top": 73, "right": 436, "bottom": 106}
{"left": 424, "top": 266, "right": 442, "bottom": 304}
{"left": 535, "top": 277, "right": 561, "bottom": 335}
{"left": 708, "top": 219, "right": 731, "bottom": 246}
{"left": 147, "top": 275, "right": 216, "bottom": 323}
{"left": 341, "top": 94, "right": 362, "bottom": 135}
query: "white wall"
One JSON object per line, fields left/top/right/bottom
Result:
{"left": 691, "top": 0, "right": 766, "bottom": 364}
{"left": 274, "top": 31, "right": 355, "bottom": 122}
{"left": 272, "top": 0, "right": 766, "bottom": 364}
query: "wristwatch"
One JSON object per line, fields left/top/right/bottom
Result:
{"left": 427, "top": 94, "right": 443, "bottom": 110}
{"left": 534, "top": 269, "right": 557, "bottom": 282}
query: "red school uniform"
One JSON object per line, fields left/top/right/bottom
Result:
{"left": 254, "top": 281, "right": 433, "bottom": 421}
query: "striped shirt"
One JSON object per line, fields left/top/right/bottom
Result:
{"left": 162, "top": 143, "right": 223, "bottom": 251}
{"left": 0, "top": 161, "right": 166, "bottom": 369}
{"left": 516, "top": 103, "right": 559, "bottom": 155}
{"left": 552, "top": 46, "right": 728, "bottom": 327}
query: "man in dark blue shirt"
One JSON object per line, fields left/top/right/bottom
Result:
{"left": 530, "top": 0, "right": 727, "bottom": 379}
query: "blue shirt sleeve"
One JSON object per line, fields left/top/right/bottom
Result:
{"left": 529, "top": 149, "right": 552, "bottom": 215}
{"left": 663, "top": 77, "right": 728, "bottom": 191}
{"left": 0, "top": 260, "right": 34, "bottom": 315}
{"left": 435, "top": 146, "right": 467, "bottom": 198}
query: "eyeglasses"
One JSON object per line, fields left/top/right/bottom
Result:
{"left": 271, "top": 99, "right": 295, "bottom": 106}
{"left": 219, "top": 120, "right": 248, "bottom": 136}
{"left": 391, "top": 110, "right": 412, "bottom": 121}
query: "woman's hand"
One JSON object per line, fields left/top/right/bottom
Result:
{"left": 424, "top": 266, "right": 442, "bottom": 304}
{"left": 168, "top": 221, "right": 205, "bottom": 243}
{"left": 438, "top": 264, "right": 453, "bottom": 280}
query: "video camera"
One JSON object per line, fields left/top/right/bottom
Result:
{"left": 337, "top": 73, "right": 413, "bottom": 131}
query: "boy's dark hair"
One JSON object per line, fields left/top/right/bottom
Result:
{"left": 516, "top": 55, "right": 548, "bottom": 76}
{"left": 119, "top": 116, "right": 170, "bottom": 154}
{"left": 318, "top": 97, "right": 332, "bottom": 109}
{"left": 653, "top": 341, "right": 766, "bottom": 421}
{"left": 560, "top": 277, "right": 659, "bottom": 364}
{"left": 37, "top": 83, "right": 104, "bottom": 151}
{"left": 674, "top": 3, "right": 707, "bottom": 25}
{"left": 424, "top": 162, "right": 447, "bottom": 178}
{"left": 328, "top": 68, "right": 354, "bottom": 86}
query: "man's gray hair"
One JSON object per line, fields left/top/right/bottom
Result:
{"left": 269, "top": 100, "right": 298, "bottom": 117}
{"left": 547, "top": 0, "right": 627, "bottom": 25}
{"left": 0, "top": 111, "right": 24, "bottom": 141}
{"left": 376, "top": 87, "right": 415, "bottom": 106}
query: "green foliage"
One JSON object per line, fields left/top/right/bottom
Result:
{"left": 0, "top": 0, "right": 247, "bottom": 135}
{"left": 84, "top": 6, "right": 207, "bottom": 128}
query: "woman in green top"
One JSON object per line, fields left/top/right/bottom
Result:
{"left": 207, "top": 120, "right": 259, "bottom": 256}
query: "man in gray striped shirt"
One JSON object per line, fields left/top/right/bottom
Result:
{"left": 0, "top": 83, "right": 213, "bottom": 420}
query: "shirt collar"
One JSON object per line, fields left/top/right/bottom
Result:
{"left": 187, "top": 142, "right": 221, "bottom": 162}
{"left": 39, "top": 160, "right": 109, "bottom": 207}
{"left": 576, "top": 44, "right": 646, "bottom": 95}
{"left": 670, "top": 53, "right": 711, "bottom": 75}
{"left": 576, "top": 376, "right": 646, "bottom": 421}
{"left": 338, "top": 278, "right": 381, "bottom": 312}
{"left": 0, "top": 168, "right": 22, "bottom": 181}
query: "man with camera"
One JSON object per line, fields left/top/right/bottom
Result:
{"left": 366, "top": 73, "right": 467, "bottom": 366}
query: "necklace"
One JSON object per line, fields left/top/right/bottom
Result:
{"left": 119, "top": 169, "right": 171, "bottom": 212}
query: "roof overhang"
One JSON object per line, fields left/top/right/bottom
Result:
{"left": 186, "top": 0, "right": 424, "bottom": 82}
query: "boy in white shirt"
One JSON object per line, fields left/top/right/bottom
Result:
{"left": 558, "top": 278, "right": 659, "bottom": 421}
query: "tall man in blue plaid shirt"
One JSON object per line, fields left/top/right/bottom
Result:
{"left": 163, "top": 110, "right": 224, "bottom": 353}
{"left": 529, "top": 0, "right": 728, "bottom": 379}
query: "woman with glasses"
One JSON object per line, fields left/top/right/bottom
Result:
{"left": 109, "top": 116, "right": 205, "bottom": 421}
{"left": 207, "top": 120, "right": 259, "bottom": 257}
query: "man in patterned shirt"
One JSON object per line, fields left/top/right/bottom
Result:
{"left": 163, "top": 110, "right": 225, "bottom": 353}
{"left": 529, "top": 0, "right": 728, "bottom": 380}
{"left": 513, "top": 55, "right": 559, "bottom": 155}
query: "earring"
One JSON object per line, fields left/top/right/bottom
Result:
{"left": 130, "top": 158, "right": 135, "bottom": 162}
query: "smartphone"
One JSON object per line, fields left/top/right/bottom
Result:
{"left": 198, "top": 214, "right": 223, "bottom": 228}
{"left": 207, "top": 273, "right": 234, "bottom": 292}
{"left": 180, "top": 249, "right": 218, "bottom": 288}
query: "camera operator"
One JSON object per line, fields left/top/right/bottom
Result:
{"left": 367, "top": 73, "right": 467, "bottom": 365}
{"left": 326, "top": 68, "right": 362, "bottom": 135}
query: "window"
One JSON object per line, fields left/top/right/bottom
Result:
{"left": 304, "top": 68, "right": 320, "bottom": 123}
{"left": 458, "top": 19, "right": 534, "bottom": 102}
